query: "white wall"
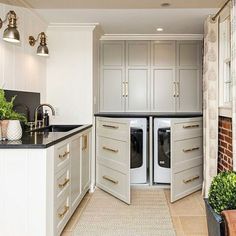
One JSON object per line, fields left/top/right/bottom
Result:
{"left": 0, "top": 3, "right": 47, "bottom": 101}
{"left": 46, "top": 24, "right": 99, "bottom": 124}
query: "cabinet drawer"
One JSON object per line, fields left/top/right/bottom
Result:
{"left": 55, "top": 191, "right": 70, "bottom": 235}
{"left": 172, "top": 165, "right": 203, "bottom": 201}
{"left": 173, "top": 137, "right": 203, "bottom": 172}
{"left": 97, "top": 118, "right": 129, "bottom": 141}
{"left": 55, "top": 166, "right": 70, "bottom": 199}
{"left": 97, "top": 164, "right": 129, "bottom": 202}
{"left": 55, "top": 142, "right": 70, "bottom": 172}
{"left": 172, "top": 119, "right": 202, "bottom": 141}
{"left": 97, "top": 136, "right": 127, "bottom": 169}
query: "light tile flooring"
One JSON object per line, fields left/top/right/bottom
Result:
{"left": 61, "top": 190, "right": 208, "bottom": 236}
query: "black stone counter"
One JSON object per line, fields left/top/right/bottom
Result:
{"left": 94, "top": 112, "right": 203, "bottom": 118}
{"left": 0, "top": 125, "right": 92, "bottom": 149}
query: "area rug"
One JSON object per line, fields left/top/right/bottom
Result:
{"left": 73, "top": 188, "right": 176, "bottom": 236}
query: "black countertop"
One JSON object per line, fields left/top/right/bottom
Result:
{"left": 94, "top": 112, "right": 203, "bottom": 118}
{"left": 0, "top": 124, "right": 92, "bottom": 149}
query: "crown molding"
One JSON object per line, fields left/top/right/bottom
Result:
{"left": 48, "top": 23, "right": 99, "bottom": 31}
{"left": 100, "top": 34, "right": 203, "bottom": 41}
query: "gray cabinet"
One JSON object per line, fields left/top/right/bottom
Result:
{"left": 126, "top": 41, "right": 150, "bottom": 111}
{"left": 100, "top": 40, "right": 202, "bottom": 113}
{"left": 100, "top": 41, "right": 125, "bottom": 112}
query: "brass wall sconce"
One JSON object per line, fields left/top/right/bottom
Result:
{"left": 0, "top": 10, "right": 20, "bottom": 43}
{"left": 29, "top": 32, "right": 49, "bottom": 56}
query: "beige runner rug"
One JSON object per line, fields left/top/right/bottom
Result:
{"left": 73, "top": 188, "right": 176, "bottom": 236}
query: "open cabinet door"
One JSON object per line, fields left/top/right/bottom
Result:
{"left": 170, "top": 117, "right": 203, "bottom": 203}
{"left": 96, "top": 117, "right": 131, "bottom": 204}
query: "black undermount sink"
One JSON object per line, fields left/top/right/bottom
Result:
{"left": 28, "top": 125, "right": 82, "bottom": 133}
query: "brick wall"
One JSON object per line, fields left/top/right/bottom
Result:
{"left": 218, "top": 116, "right": 233, "bottom": 172}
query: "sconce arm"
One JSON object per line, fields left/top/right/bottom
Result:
{"left": 0, "top": 11, "right": 16, "bottom": 29}
{"left": 29, "top": 32, "right": 44, "bottom": 46}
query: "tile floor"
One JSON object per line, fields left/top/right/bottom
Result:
{"left": 61, "top": 190, "right": 208, "bottom": 236}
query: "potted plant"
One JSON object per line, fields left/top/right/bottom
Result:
{"left": 205, "top": 171, "right": 236, "bottom": 236}
{"left": 0, "top": 89, "right": 27, "bottom": 140}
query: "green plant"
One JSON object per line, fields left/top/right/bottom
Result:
{"left": 0, "top": 89, "right": 27, "bottom": 123}
{"left": 209, "top": 171, "right": 236, "bottom": 214}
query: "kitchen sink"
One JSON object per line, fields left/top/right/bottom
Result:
{"left": 28, "top": 125, "right": 82, "bottom": 133}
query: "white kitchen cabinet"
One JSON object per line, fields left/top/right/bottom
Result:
{"left": 176, "top": 41, "right": 202, "bottom": 112}
{"left": 96, "top": 117, "right": 131, "bottom": 204}
{"left": 81, "top": 131, "right": 91, "bottom": 192}
{"left": 70, "top": 136, "right": 81, "bottom": 213}
{"left": 170, "top": 117, "right": 203, "bottom": 202}
{"left": 100, "top": 41, "right": 125, "bottom": 112}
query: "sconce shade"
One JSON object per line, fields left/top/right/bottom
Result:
{"left": 37, "top": 44, "right": 49, "bottom": 56}
{"left": 3, "top": 26, "right": 20, "bottom": 43}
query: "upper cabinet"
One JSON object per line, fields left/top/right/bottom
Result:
{"left": 99, "top": 40, "right": 202, "bottom": 113}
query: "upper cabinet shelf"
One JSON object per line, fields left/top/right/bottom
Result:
{"left": 99, "top": 40, "right": 202, "bottom": 113}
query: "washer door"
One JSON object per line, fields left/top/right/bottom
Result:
{"left": 130, "top": 128, "right": 143, "bottom": 169}
{"left": 158, "top": 127, "right": 171, "bottom": 168}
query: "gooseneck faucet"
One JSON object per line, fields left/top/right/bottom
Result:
{"left": 34, "top": 103, "right": 55, "bottom": 128}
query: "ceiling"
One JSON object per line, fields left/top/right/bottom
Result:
{"left": 22, "top": 0, "right": 224, "bottom": 9}
{"left": 37, "top": 9, "right": 217, "bottom": 34}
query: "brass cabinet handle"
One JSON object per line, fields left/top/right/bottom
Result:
{"left": 176, "top": 81, "right": 180, "bottom": 97}
{"left": 58, "top": 178, "right": 70, "bottom": 188}
{"left": 183, "top": 147, "right": 200, "bottom": 153}
{"left": 59, "top": 151, "right": 70, "bottom": 159}
{"left": 102, "top": 124, "right": 119, "bottom": 129}
{"left": 125, "top": 82, "right": 128, "bottom": 97}
{"left": 82, "top": 134, "right": 88, "bottom": 151}
{"left": 173, "top": 81, "right": 177, "bottom": 97}
{"left": 183, "top": 175, "right": 200, "bottom": 184}
{"left": 122, "top": 82, "right": 125, "bottom": 97}
{"left": 103, "top": 175, "right": 119, "bottom": 184}
{"left": 102, "top": 146, "right": 119, "bottom": 153}
{"left": 183, "top": 124, "right": 200, "bottom": 129}
{"left": 58, "top": 206, "right": 69, "bottom": 218}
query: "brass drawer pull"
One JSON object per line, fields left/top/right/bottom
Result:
{"left": 82, "top": 135, "right": 88, "bottom": 151}
{"left": 102, "top": 146, "right": 119, "bottom": 153}
{"left": 102, "top": 124, "right": 119, "bottom": 129}
{"left": 58, "top": 178, "right": 70, "bottom": 188}
{"left": 58, "top": 206, "right": 69, "bottom": 218}
{"left": 122, "top": 82, "right": 125, "bottom": 97}
{"left": 183, "top": 124, "right": 200, "bottom": 129}
{"left": 183, "top": 147, "right": 200, "bottom": 153}
{"left": 59, "top": 151, "right": 70, "bottom": 159}
{"left": 103, "top": 175, "right": 119, "bottom": 184}
{"left": 183, "top": 175, "right": 200, "bottom": 184}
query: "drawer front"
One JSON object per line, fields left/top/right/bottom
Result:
{"left": 55, "top": 142, "right": 70, "bottom": 172}
{"left": 97, "top": 136, "right": 128, "bottom": 172}
{"left": 173, "top": 137, "right": 203, "bottom": 172}
{"left": 55, "top": 166, "right": 70, "bottom": 199}
{"left": 97, "top": 118, "right": 129, "bottom": 141}
{"left": 55, "top": 191, "right": 70, "bottom": 235}
{"left": 172, "top": 119, "right": 202, "bottom": 141}
{"left": 97, "top": 163, "right": 129, "bottom": 203}
{"left": 171, "top": 165, "right": 203, "bottom": 202}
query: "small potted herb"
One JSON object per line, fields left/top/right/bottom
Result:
{"left": 205, "top": 171, "right": 236, "bottom": 236}
{"left": 0, "top": 89, "right": 27, "bottom": 140}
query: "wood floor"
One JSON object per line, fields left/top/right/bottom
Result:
{"left": 61, "top": 189, "right": 208, "bottom": 236}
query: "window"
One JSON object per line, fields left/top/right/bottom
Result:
{"left": 219, "top": 16, "right": 232, "bottom": 116}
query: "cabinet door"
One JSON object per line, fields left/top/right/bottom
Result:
{"left": 151, "top": 41, "right": 176, "bottom": 112}
{"left": 152, "top": 69, "right": 176, "bottom": 112}
{"left": 81, "top": 132, "right": 91, "bottom": 192}
{"left": 170, "top": 118, "right": 203, "bottom": 202}
{"left": 176, "top": 41, "right": 202, "bottom": 112}
{"left": 96, "top": 117, "right": 130, "bottom": 204}
{"left": 70, "top": 136, "right": 81, "bottom": 212}
{"left": 125, "top": 41, "right": 150, "bottom": 111}
{"left": 100, "top": 41, "right": 125, "bottom": 112}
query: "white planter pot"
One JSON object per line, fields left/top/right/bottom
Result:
{"left": 7, "top": 120, "right": 22, "bottom": 141}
